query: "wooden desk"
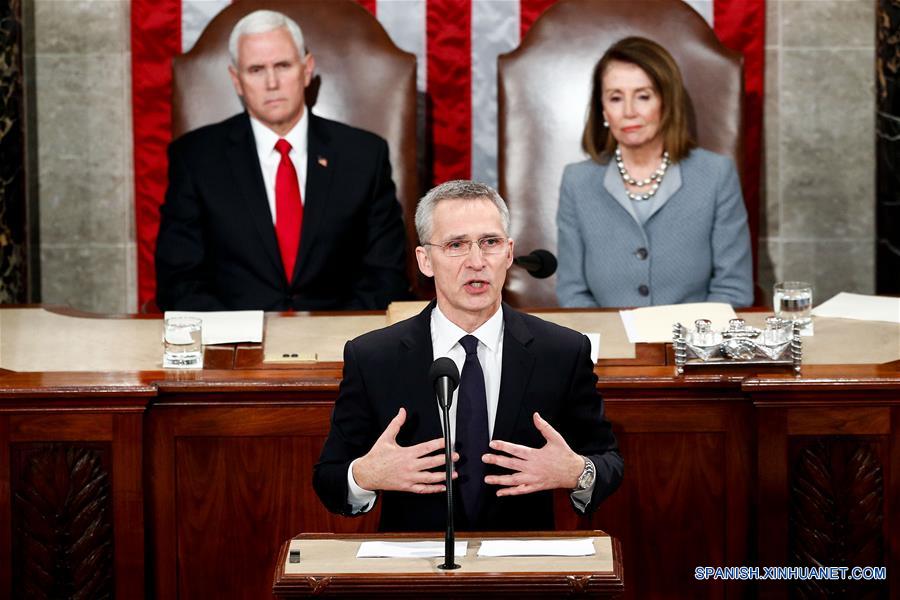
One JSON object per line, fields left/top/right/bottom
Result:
{"left": 272, "top": 531, "right": 624, "bottom": 598}
{"left": 0, "top": 308, "right": 898, "bottom": 599}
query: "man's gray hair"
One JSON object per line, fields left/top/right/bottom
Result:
{"left": 229, "top": 10, "right": 306, "bottom": 66}
{"left": 415, "top": 180, "right": 511, "bottom": 243}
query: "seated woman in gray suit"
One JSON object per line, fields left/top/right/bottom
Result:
{"left": 556, "top": 37, "right": 753, "bottom": 308}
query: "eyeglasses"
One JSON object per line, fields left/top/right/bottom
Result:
{"left": 423, "top": 236, "right": 509, "bottom": 257}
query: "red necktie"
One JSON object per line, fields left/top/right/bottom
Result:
{"left": 274, "top": 138, "right": 303, "bottom": 282}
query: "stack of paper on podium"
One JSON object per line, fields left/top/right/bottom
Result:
{"left": 812, "top": 292, "right": 900, "bottom": 324}
{"left": 619, "top": 302, "right": 738, "bottom": 343}
{"left": 164, "top": 310, "right": 263, "bottom": 345}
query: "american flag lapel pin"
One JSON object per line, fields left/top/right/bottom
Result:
{"left": 317, "top": 156, "right": 328, "bottom": 168}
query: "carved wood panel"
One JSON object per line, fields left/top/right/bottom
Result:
{"left": 11, "top": 443, "right": 114, "bottom": 599}
{"left": 790, "top": 437, "right": 887, "bottom": 599}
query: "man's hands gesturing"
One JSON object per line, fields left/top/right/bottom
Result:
{"left": 482, "top": 412, "right": 585, "bottom": 496}
{"left": 353, "top": 408, "right": 458, "bottom": 493}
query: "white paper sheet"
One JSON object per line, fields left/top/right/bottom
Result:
{"left": 584, "top": 332, "right": 600, "bottom": 363}
{"left": 477, "top": 538, "right": 596, "bottom": 557}
{"left": 811, "top": 292, "right": 900, "bottom": 324}
{"left": 164, "top": 310, "right": 264, "bottom": 345}
{"left": 619, "top": 303, "right": 738, "bottom": 343}
{"left": 356, "top": 540, "right": 468, "bottom": 558}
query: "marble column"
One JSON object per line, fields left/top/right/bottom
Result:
{"left": 0, "top": 0, "right": 30, "bottom": 303}
{"left": 877, "top": 1, "right": 900, "bottom": 294}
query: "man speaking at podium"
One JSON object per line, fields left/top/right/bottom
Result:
{"left": 314, "top": 181, "right": 623, "bottom": 531}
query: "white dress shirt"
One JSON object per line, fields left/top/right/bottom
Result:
{"left": 345, "top": 304, "right": 595, "bottom": 514}
{"left": 248, "top": 110, "right": 309, "bottom": 224}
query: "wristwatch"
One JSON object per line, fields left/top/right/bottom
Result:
{"left": 575, "top": 456, "right": 596, "bottom": 491}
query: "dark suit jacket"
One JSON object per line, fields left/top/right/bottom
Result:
{"left": 313, "top": 302, "right": 623, "bottom": 532}
{"left": 155, "top": 112, "right": 409, "bottom": 311}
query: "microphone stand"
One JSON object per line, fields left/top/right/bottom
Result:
{"left": 436, "top": 377, "right": 460, "bottom": 570}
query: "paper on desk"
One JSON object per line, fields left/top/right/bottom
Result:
{"left": 585, "top": 332, "right": 600, "bottom": 363}
{"left": 619, "top": 303, "right": 737, "bottom": 343}
{"left": 164, "top": 310, "right": 264, "bottom": 345}
{"left": 477, "top": 538, "right": 595, "bottom": 557}
{"left": 811, "top": 292, "right": 900, "bottom": 324}
{"left": 356, "top": 540, "right": 467, "bottom": 558}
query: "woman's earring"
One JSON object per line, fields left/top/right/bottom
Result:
{"left": 603, "top": 120, "right": 609, "bottom": 128}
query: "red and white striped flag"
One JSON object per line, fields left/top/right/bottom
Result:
{"left": 132, "top": 0, "right": 764, "bottom": 307}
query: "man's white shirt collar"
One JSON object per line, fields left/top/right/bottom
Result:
{"left": 248, "top": 110, "right": 309, "bottom": 221}
{"left": 431, "top": 303, "right": 504, "bottom": 355}
{"left": 249, "top": 109, "right": 308, "bottom": 159}
{"left": 250, "top": 108, "right": 309, "bottom": 161}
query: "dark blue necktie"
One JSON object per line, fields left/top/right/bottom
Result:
{"left": 456, "top": 335, "right": 489, "bottom": 523}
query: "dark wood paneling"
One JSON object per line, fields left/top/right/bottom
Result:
{"left": 0, "top": 396, "right": 148, "bottom": 600}
{"left": 1, "top": 333, "right": 898, "bottom": 599}
{"left": 757, "top": 401, "right": 899, "bottom": 598}
{"left": 10, "top": 412, "right": 113, "bottom": 440}
{"left": 889, "top": 407, "right": 900, "bottom": 596}
{"left": 0, "top": 417, "right": 11, "bottom": 598}
{"left": 113, "top": 414, "right": 145, "bottom": 598}
{"left": 594, "top": 432, "right": 727, "bottom": 599}
{"left": 175, "top": 435, "right": 379, "bottom": 598}
{"left": 11, "top": 443, "right": 114, "bottom": 598}
{"left": 757, "top": 408, "right": 789, "bottom": 569}
{"left": 554, "top": 395, "right": 752, "bottom": 600}
{"left": 787, "top": 407, "right": 890, "bottom": 436}
{"left": 789, "top": 437, "right": 886, "bottom": 599}
{"left": 148, "top": 402, "right": 382, "bottom": 600}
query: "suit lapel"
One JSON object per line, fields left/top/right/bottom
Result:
{"left": 400, "top": 301, "right": 443, "bottom": 442}
{"left": 644, "top": 161, "right": 682, "bottom": 223}
{"left": 602, "top": 161, "right": 641, "bottom": 225}
{"left": 295, "top": 113, "right": 336, "bottom": 284}
{"left": 226, "top": 114, "right": 283, "bottom": 277}
{"left": 601, "top": 161, "right": 650, "bottom": 247}
{"left": 493, "top": 304, "right": 535, "bottom": 443}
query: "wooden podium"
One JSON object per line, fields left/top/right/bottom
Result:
{"left": 272, "top": 531, "right": 624, "bottom": 598}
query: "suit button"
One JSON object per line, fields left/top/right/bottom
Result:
{"left": 636, "top": 247, "right": 648, "bottom": 260}
{"left": 638, "top": 285, "right": 650, "bottom": 297}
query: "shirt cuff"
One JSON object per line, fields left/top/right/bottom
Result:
{"left": 346, "top": 457, "right": 378, "bottom": 514}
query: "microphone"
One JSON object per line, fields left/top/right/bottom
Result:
{"left": 429, "top": 357, "right": 459, "bottom": 410}
{"left": 513, "top": 249, "right": 558, "bottom": 279}
{"left": 429, "top": 357, "right": 461, "bottom": 570}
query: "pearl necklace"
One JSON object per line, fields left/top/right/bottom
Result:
{"left": 615, "top": 147, "right": 670, "bottom": 201}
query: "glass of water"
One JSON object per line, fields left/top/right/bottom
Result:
{"left": 163, "top": 316, "right": 203, "bottom": 368}
{"left": 773, "top": 281, "right": 813, "bottom": 328}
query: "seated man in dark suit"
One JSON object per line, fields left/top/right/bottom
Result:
{"left": 155, "top": 9, "right": 408, "bottom": 311}
{"left": 314, "top": 180, "right": 623, "bottom": 531}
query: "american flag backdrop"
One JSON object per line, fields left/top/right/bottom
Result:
{"left": 132, "top": 0, "right": 765, "bottom": 307}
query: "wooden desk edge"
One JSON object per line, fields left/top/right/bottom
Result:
{"left": 272, "top": 531, "right": 625, "bottom": 597}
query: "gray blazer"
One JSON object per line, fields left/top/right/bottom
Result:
{"left": 556, "top": 148, "right": 753, "bottom": 308}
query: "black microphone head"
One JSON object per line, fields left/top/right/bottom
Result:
{"left": 429, "top": 357, "right": 460, "bottom": 392}
{"left": 530, "top": 249, "right": 558, "bottom": 278}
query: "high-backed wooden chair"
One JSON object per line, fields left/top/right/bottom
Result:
{"left": 498, "top": 0, "right": 743, "bottom": 307}
{"left": 171, "top": 0, "right": 422, "bottom": 296}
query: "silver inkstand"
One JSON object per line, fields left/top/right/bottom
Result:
{"left": 673, "top": 317, "right": 802, "bottom": 375}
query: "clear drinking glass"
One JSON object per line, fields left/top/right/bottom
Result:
{"left": 773, "top": 281, "right": 813, "bottom": 328}
{"left": 163, "top": 316, "right": 203, "bottom": 368}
